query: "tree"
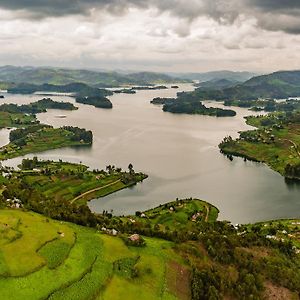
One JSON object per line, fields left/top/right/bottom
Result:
{"left": 128, "top": 163, "right": 134, "bottom": 175}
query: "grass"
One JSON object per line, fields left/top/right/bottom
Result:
{"left": 38, "top": 231, "right": 75, "bottom": 269}
{"left": 0, "top": 209, "right": 189, "bottom": 300}
{"left": 0, "top": 111, "right": 37, "bottom": 129}
{"left": 124, "top": 198, "right": 219, "bottom": 232}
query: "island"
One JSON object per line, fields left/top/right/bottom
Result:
{"left": 151, "top": 94, "right": 236, "bottom": 117}
{"left": 75, "top": 95, "right": 113, "bottom": 109}
{"left": 113, "top": 89, "right": 136, "bottom": 94}
{"left": 219, "top": 111, "right": 300, "bottom": 180}
{"left": 6, "top": 82, "right": 114, "bottom": 109}
{"left": 0, "top": 98, "right": 78, "bottom": 114}
{"left": 132, "top": 85, "right": 168, "bottom": 91}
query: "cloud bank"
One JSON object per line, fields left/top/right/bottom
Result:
{"left": 1, "top": 0, "right": 300, "bottom": 34}
{"left": 0, "top": 0, "right": 299, "bottom": 72}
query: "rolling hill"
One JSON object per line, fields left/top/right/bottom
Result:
{"left": 0, "top": 66, "right": 186, "bottom": 87}
{"left": 193, "top": 70, "right": 300, "bottom": 101}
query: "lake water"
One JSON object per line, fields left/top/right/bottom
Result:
{"left": 1, "top": 85, "right": 300, "bottom": 224}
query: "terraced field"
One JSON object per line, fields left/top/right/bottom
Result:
{"left": 17, "top": 160, "right": 147, "bottom": 205}
{"left": 0, "top": 209, "right": 190, "bottom": 300}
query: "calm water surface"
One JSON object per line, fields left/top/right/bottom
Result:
{"left": 1, "top": 85, "right": 300, "bottom": 224}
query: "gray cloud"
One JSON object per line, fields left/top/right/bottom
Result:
{"left": 1, "top": 0, "right": 300, "bottom": 34}
{"left": 249, "top": 0, "right": 300, "bottom": 11}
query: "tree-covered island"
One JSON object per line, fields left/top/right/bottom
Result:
{"left": 151, "top": 93, "right": 236, "bottom": 117}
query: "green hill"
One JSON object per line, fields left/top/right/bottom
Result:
{"left": 193, "top": 70, "right": 300, "bottom": 101}
{"left": 0, "top": 209, "right": 189, "bottom": 300}
{"left": 0, "top": 66, "right": 185, "bottom": 87}
{"left": 0, "top": 201, "right": 299, "bottom": 300}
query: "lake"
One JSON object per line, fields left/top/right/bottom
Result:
{"left": 1, "top": 84, "right": 300, "bottom": 224}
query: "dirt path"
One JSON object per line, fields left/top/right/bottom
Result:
{"left": 204, "top": 204, "right": 210, "bottom": 222}
{"left": 71, "top": 179, "right": 121, "bottom": 204}
{"left": 284, "top": 139, "right": 300, "bottom": 158}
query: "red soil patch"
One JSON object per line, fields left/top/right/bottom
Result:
{"left": 263, "top": 281, "right": 297, "bottom": 300}
{"left": 166, "top": 260, "right": 191, "bottom": 300}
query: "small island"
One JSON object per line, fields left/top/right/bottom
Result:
{"left": 151, "top": 93, "right": 236, "bottom": 117}
{"left": 0, "top": 98, "right": 78, "bottom": 114}
{"left": 75, "top": 95, "right": 113, "bottom": 109}
{"left": 6, "top": 82, "right": 114, "bottom": 109}
{"left": 113, "top": 89, "right": 136, "bottom": 94}
{"left": 132, "top": 85, "right": 168, "bottom": 91}
{"left": 219, "top": 111, "right": 300, "bottom": 180}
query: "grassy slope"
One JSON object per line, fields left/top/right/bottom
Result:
{"left": 0, "top": 209, "right": 189, "bottom": 300}
{"left": 0, "top": 128, "right": 90, "bottom": 160}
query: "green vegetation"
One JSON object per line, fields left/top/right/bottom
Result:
{"left": 14, "top": 158, "right": 148, "bottom": 205}
{"left": 219, "top": 111, "right": 300, "bottom": 180}
{"left": 0, "top": 202, "right": 299, "bottom": 300}
{"left": 0, "top": 125, "right": 93, "bottom": 160}
{"left": 132, "top": 198, "right": 219, "bottom": 232}
{"left": 6, "top": 82, "right": 111, "bottom": 96}
{"left": 189, "top": 70, "right": 300, "bottom": 102}
{"left": 224, "top": 98, "right": 300, "bottom": 113}
{"left": 75, "top": 95, "right": 112, "bottom": 109}
{"left": 0, "top": 111, "right": 38, "bottom": 129}
{"left": 0, "top": 98, "right": 77, "bottom": 114}
{"left": 0, "top": 209, "right": 188, "bottom": 300}
{"left": 0, "top": 66, "right": 186, "bottom": 87}
{"left": 5, "top": 82, "right": 114, "bottom": 109}
{"left": 132, "top": 85, "right": 168, "bottom": 90}
{"left": 113, "top": 89, "right": 136, "bottom": 94}
{"left": 151, "top": 93, "right": 236, "bottom": 117}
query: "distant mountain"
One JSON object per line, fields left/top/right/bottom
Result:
{"left": 171, "top": 71, "right": 257, "bottom": 83}
{"left": 195, "top": 78, "right": 239, "bottom": 90}
{"left": 192, "top": 70, "right": 300, "bottom": 101}
{"left": 0, "top": 66, "right": 186, "bottom": 87}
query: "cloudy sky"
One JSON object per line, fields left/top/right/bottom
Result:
{"left": 0, "top": 0, "right": 300, "bottom": 73}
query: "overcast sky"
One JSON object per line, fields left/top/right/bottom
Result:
{"left": 0, "top": 0, "right": 300, "bottom": 73}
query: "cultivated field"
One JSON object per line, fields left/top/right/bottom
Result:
{"left": 0, "top": 209, "right": 190, "bottom": 300}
